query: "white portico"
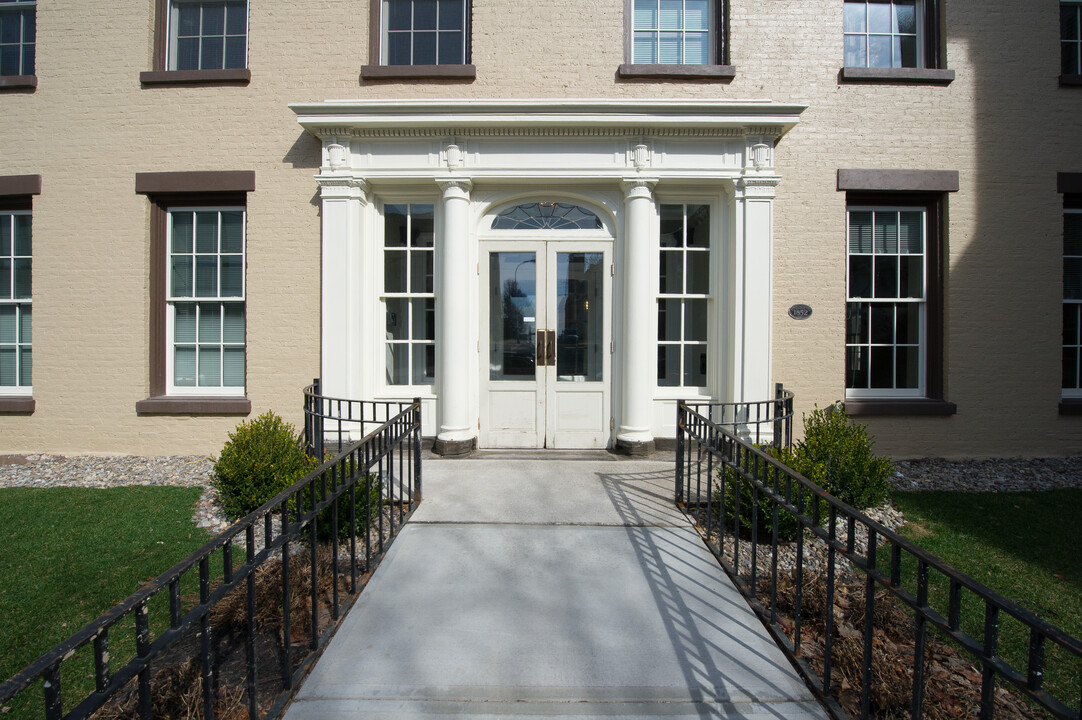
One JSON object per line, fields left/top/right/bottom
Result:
{"left": 292, "top": 100, "right": 804, "bottom": 454}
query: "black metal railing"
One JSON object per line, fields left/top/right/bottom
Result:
{"left": 676, "top": 401, "right": 1082, "bottom": 720}
{"left": 0, "top": 400, "right": 422, "bottom": 720}
{"left": 304, "top": 379, "right": 418, "bottom": 459}
{"left": 683, "top": 383, "right": 794, "bottom": 453}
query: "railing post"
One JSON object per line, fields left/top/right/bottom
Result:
{"left": 413, "top": 397, "right": 423, "bottom": 502}
{"left": 675, "top": 399, "right": 685, "bottom": 504}
{"left": 773, "top": 382, "right": 783, "bottom": 450}
{"left": 314, "top": 377, "right": 324, "bottom": 460}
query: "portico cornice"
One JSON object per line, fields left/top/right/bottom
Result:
{"left": 292, "top": 99, "right": 806, "bottom": 140}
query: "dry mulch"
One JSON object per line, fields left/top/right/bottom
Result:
{"left": 761, "top": 570, "right": 1047, "bottom": 720}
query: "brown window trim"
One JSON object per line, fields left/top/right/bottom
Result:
{"left": 843, "top": 184, "right": 954, "bottom": 411}
{"left": 140, "top": 69, "right": 251, "bottom": 86}
{"left": 844, "top": 399, "right": 956, "bottom": 416}
{"left": 136, "top": 396, "right": 251, "bottom": 415}
{"left": 621, "top": 0, "right": 729, "bottom": 70}
{"left": 0, "top": 397, "right": 35, "bottom": 414}
{"left": 0, "top": 175, "right": 41, "bottom": 197}
{"left": 1061, "top": 75, "right": 1082, "bottom": 87}
{"left": 136, "top": 173, "right": 253, "bottom": 413}
{"left": 1060, "top": 399, "right": 1082, "bottom": 415}
{"left": 617, "top": 64, "right": 735, "bottom": 80}
{"left": 147, "top": 0, "right": 250, "bottom": 81}
{"left": 839, "top": 67, "right": 955, "bottom": 84}
{"left": 1059, "top": 172, "right": 1082, "bottom": 195}
{"left": 0, "top": 75, "right": 37, "bottom": 90}
{"left": 838, "top": 169, "right": 959, "bottom": 193}
{"left": 360, "top": 64, "right": 476, "bottom": 81}
{"left": 365, "top": 0, "right": 474, "bottom": 76}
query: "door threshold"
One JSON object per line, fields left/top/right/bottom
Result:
{"left": 471, "top": 449, "right": 659, "bottom": 461}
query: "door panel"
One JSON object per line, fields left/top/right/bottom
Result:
{"left": 480, "top": 242, "right": 611, "bottom": 449}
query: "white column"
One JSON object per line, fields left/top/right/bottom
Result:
{"left": 434, "top": 178, "right": 475, "bottom": 455}
{"left": 317, "top": 175, "right": 367, "bottom": 404}
{"left": 732, "top": 177, "right": 779, "bottom": 404}
{"left": 617, "top": 178, "right": 659, "bottom": 453}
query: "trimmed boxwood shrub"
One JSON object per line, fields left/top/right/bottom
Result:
{"left": 714, "top": 405, "right": 893, "bottom": 541}
{"left": 212, "top": 411, "right": 319, "bottom": 519}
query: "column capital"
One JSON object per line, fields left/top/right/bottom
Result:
{"left": 621, "top": 177, "right": 658, "bottom": 199}
{"left": 316, "top": 174, "right": 369, "bottom": 202}
{"left": 436, "top": 177, "right": 473, "bottom": 198}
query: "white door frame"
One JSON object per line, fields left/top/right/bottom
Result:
{"left": 479, "top": 239, "right": 613, "bottom": 448}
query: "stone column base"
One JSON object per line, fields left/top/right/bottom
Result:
{"left": 615, "top": 438, "right": 655, "bottom": 457}
{"left": 433, "top": 437, "right": 476, "bottom": 457}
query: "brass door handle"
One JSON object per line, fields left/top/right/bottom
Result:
{"left": 545, "top": 330, "right": 556, "bottom": 366}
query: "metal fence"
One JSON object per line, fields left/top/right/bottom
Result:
{"left": 304, "top": 379, "right": 417, "bottom": 459}
{"left": 676, "top": 401, "right": 1082, "bottom": 720}
{"left": 683, "top": 383, "right": 794, "bottom": 454}
{"left": 0, "top": 400, "right": 422, "bottom": 720}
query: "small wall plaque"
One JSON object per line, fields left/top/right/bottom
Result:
{"left": 788, "top": 304, "right": 812, "bottom": 320}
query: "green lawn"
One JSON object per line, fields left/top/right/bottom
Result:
{"left": 891, "top": 489, "right": 1082, "bottom": 708}
{"left": 0, "top": 486, "right": 212, "bottom": 715}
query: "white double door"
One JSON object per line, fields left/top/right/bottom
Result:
{"left": 480, "top": 240, "right": 612, "bottom": 448}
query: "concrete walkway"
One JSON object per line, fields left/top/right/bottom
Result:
{"left": 284, "top": 454, "right": 829, "bottom": 719}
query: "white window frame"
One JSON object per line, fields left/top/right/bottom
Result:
{"left": 0, "top": 0, "right": 35, "bottom": 76}
{"left": 0, "top": 210, "right": 31, "bottom": 395}
{"left": 165, "top": 205, "right": 246, "bottom": 395}
{"left": 843, "top": 0, "right": 924, "bottom": 69}
{"left": 167, "top": 0, "right": 249, "bottom": 71}
{"left": 1063, "top": 208, "right": 1082, "bottom": 398}
{"left": 657, "top": 202, "right": 712, "bottom": 392}
{"left": 380, "top": 201, "right": 436, "bottom": 390}
{"left": 380, "top": 0, "right": 467, "bottom": 66}
{"left": 1063, "top": 2, "right": 1082, "bottom": 76}
{"left": 631, "top": 0, "right": 716, "bottom": 65}
{"left": 845, "top": 205, "right": 927, "bottom": 398}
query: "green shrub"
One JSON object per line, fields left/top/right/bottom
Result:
{"left": 312, "top": 474, "right": 383, "bottom": 542}
{"left": 787, "top": 405, "right": 893, "bottom": 510}
{"left": 212, "top": 411, "right": 319, "bottom": 519}
{"left": 714, "top": 445, "right": 809, "bottom": 542}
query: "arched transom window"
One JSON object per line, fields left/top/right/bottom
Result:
{"left": 491, "top": 202, "right": 603, "bottom": 230}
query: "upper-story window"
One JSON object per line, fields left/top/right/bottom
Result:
{"left": 1064, "top": 2, "right": 1082, "bottom": 77}
{"left": 382, "top": 0, "right": 468, "bottom": 65}
{"left": 844, "top": 0, "right": 921, "bottom": 68}
{"left": 169, "top": 0, "right": 248, "bottom": 71}
{"left": 0, "top": 0, "right": 35, "bottom": 77}
{"left": 632, "top": 0, "right": 715, "bottom": 65}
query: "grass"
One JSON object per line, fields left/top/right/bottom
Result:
{"left": 0, "top": 486, "right": 212, "bottom": 715}
{"left": 890, "top": 489, "right": 1082, "bottom": 708}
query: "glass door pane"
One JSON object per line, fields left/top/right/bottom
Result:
{"left": 555, "top": 252, "right": 603, "bottom": 382}
{"left": 489, "top": 252, "right": 537, "bottom": 380}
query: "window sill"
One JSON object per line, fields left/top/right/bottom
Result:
{"left": 136, "top": 396, "right": 251, "bottom": 415}
{"left": 617, "top": 64, "right": 736, "bottom": 81}
{"left": 360, "top": 64, "right": 476, "bottom": 81}
{"left": 1060, "top": 74, "right": 1082, "bottom": 87}
{"left": 0, "top": 75, "right": 37, "bottom": 90}
{"left": 1059, "top": 399, "right": 1082, "bottom": 415}
{"left": 843, "top": 398, "right": 957, "bottom": 416}
{"left": 140, "top": 69, "right": 251, "bottom": 86}
{"left": 0, "top": 396, "right": 35, "bottom": 413}
{"left": 840, "top": 67, "right": 955, "bottom": 85}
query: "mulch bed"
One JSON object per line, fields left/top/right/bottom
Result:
{"left": 758, "top": 570, "right": 1048, "bottom": 720}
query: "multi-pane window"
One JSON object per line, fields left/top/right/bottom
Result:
{"left": 846, "top": 207, "right": 926, "bottom": 396}
{"left": 1063, "top": 208, "right": 1082, "bottom": 396}
{"left": 0, "top": 0, "right": 35, "bottom": 76}
{"left": 632, "top": 0, "right": 713, "bottom": 64}
{"left": 1063, "top": 3, "right": 1082, "bottom": 75}
{"left": 169, "top": 0, "right": 248, "bottom": 71}
{"left": 382, "top": 0, "right": 467, "bottom": 66}
{"left": 0, "top": 211, "right": 30, "bottom": 391}
{"left": 844, "top": 0, "right": 921, "bottom": 68}
{"left": 167, "top": 208, "right": 245, "bottom": 392}
{"left": 384, "top": 204, "right": 435, "bottom": 386}
{"left": 658, "top": 204, "right": 710, "bottom": 388}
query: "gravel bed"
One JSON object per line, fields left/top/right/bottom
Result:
{"left": 891, "top": 456, "right": 1082, "bottom": 492}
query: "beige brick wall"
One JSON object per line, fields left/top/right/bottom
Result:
{"left": 1, "top": 0, "right": 1079, "bottom": 457}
